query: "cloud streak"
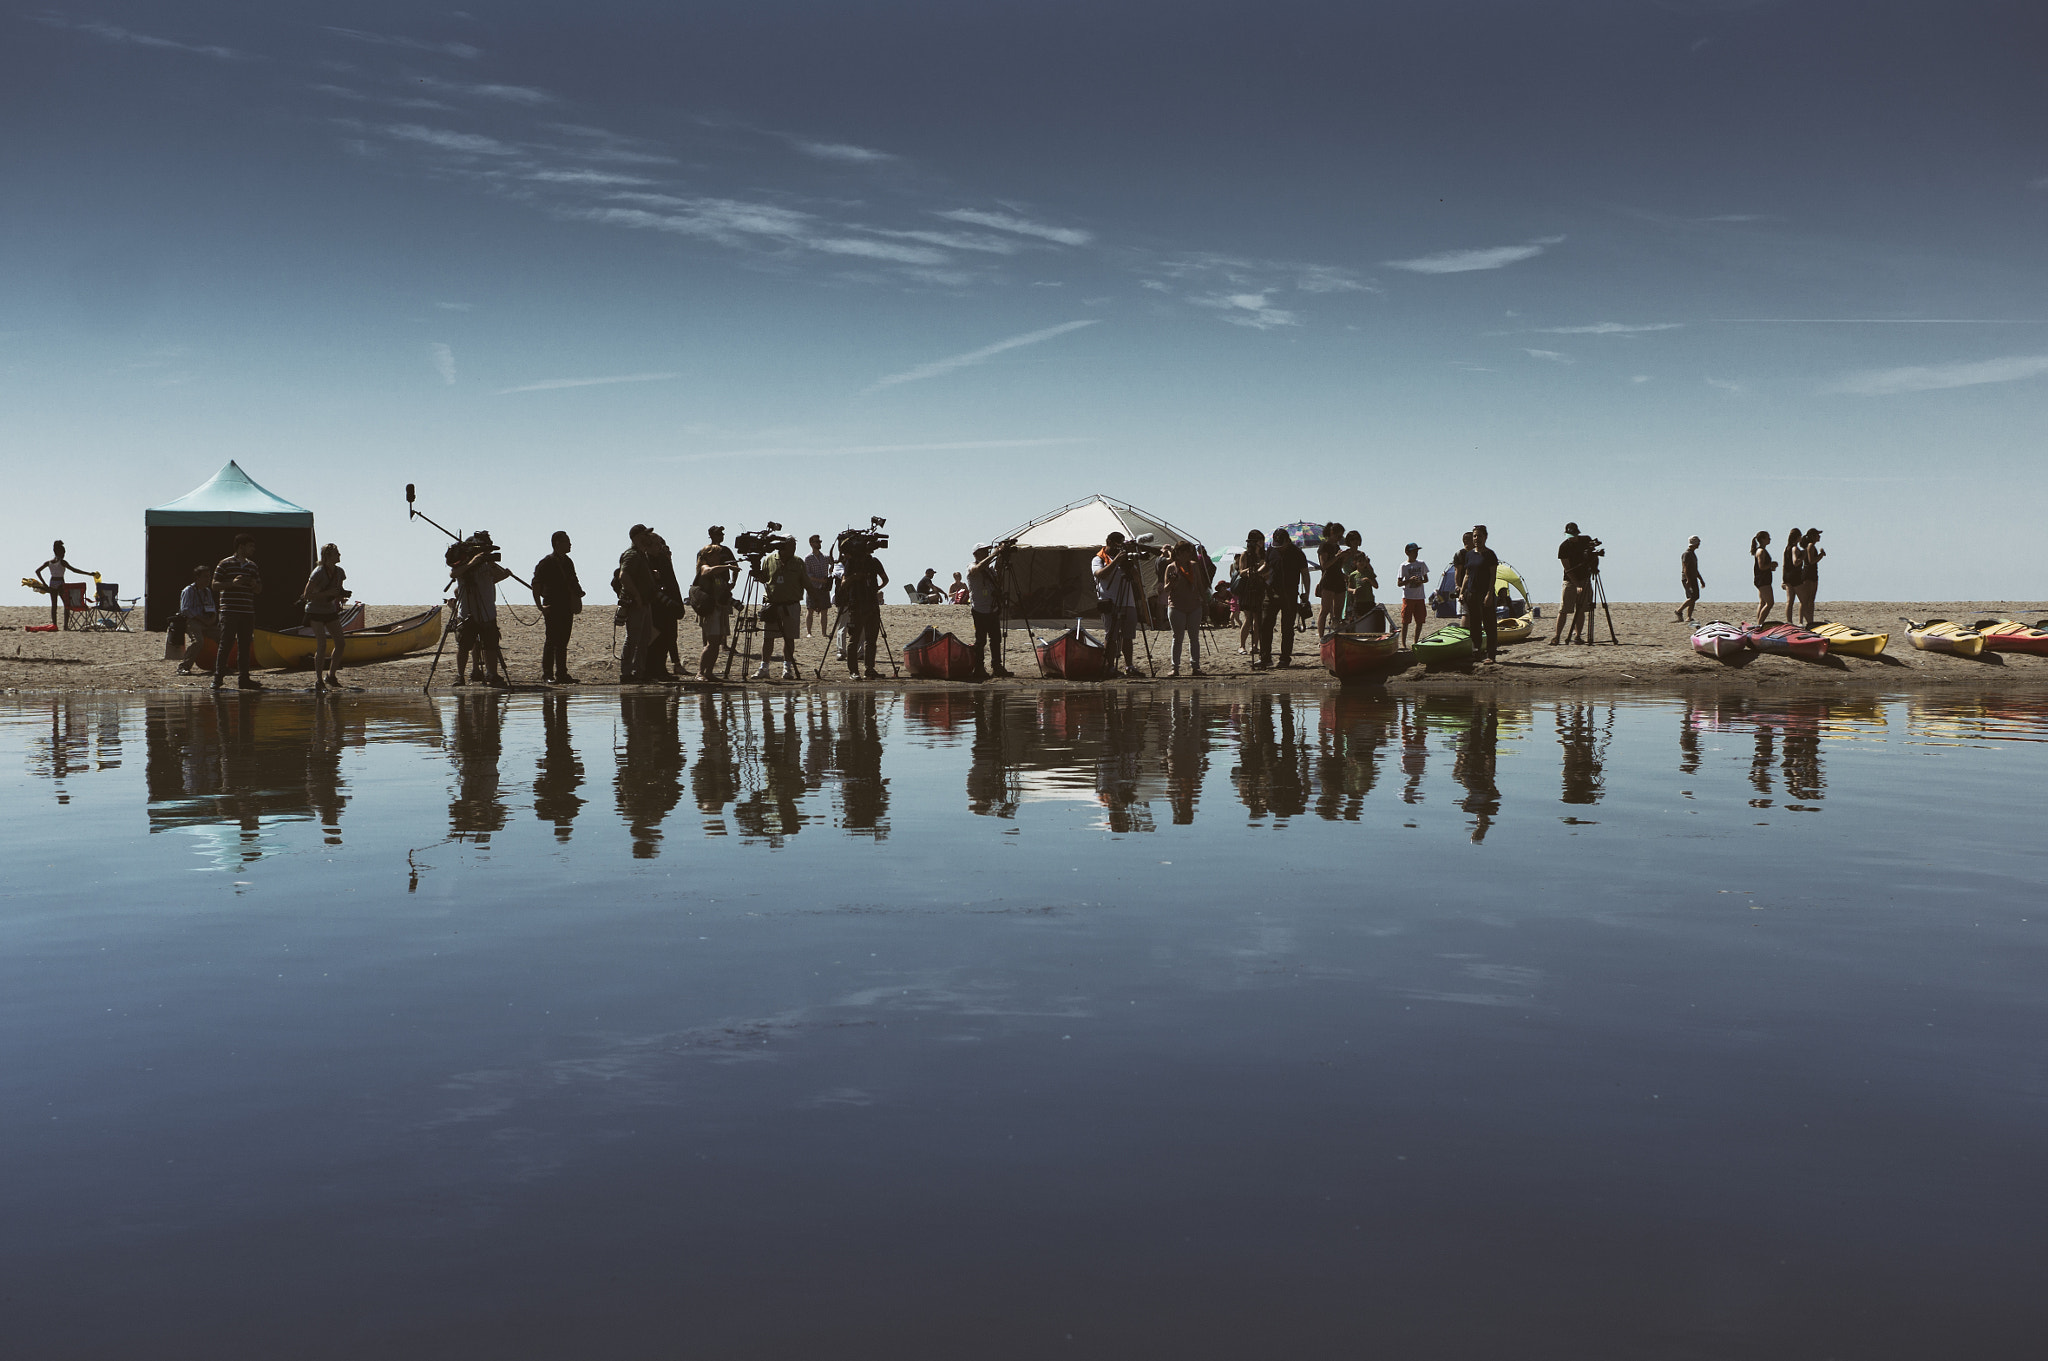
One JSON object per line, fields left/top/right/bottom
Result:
{"left": 797, "top": 140, "right": 895, "bottom": 164}
{"left": 1523, "top": 348, "right": 1572, "bottom": 363}
{"left": 38, "top": 16, "right": 251, "bottom": 60}
{"left": 496, "top": 372, "right": 678, "bottom": 394}
{"left": 325, "top": 26, "right": 479, "bottom": 60}
{"left": 1827, "top": 354, "right": 2048, "bottom": 396}
{"left": 1385, "top": 236, "right": 1564, "bottom": 274}
{"left": 1532, "top": 322, "right": 1683, "bottom": 335}
{"left": 866, "top": 320, "right": 1099, "bottom": 392}
{"left": 430, "top": 343, "right": 455, "bottom": 385}
{"left": 936, "top": 209, "right": 1093, "bottom": 247}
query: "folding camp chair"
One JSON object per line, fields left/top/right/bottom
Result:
{"left": 92, "top": 582, "right": 138, "bottom": 631}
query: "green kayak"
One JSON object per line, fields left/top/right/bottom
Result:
{"left": 1414, "top": 625, "right": 1475, "bottom": 664}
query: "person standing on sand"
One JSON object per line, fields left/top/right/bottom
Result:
{"left": 1456, "top": 525, "right": 1501, "bottom": 662}
{"left": 803, "top": 535, "right": 832, "bottom": 639}
{"left": 34, "top": 541, "right": 95, "bottom": 630}
{"left": 1314, "top": 520, "right": 1346, "bottom": 636}
{"left": 300, "top": 543, "right": 351, "bottom": 689}
{"left": 1161, "top": 540, "right": 1207, "bottom": 678}
{"left": 1796, "top": 529, "right": 1824, "bottom": 626}
{"left": 1750, "top": 530, "right": 1776, "bottom": 626}
{"left": 1781, "top": 528, "right": 1804, "bottom": 623}
{"left": 1550, "top": 522, "right": 1595, "bottom": 646}
{"left": 1266, "top": 529, "right": 1308, "bottom": 667}
{"left": 531, "top": 531, "right": 584, "bottom": 684}
{"left": 1675, "top": 536, "right": 1704, "bottom": 622}
{"left": 210, "top": 533, "right": 263, "bottom": 690}
{"left": 617, "top": 525, "right": 657, "bottom": 684}
{"left": 1396, "top": 543, "right": 1429, "bottom": 648}
{"left": 1237, "top": 530, "right": 1270, "bottom": 667}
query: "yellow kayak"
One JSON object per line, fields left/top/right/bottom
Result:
{"left": 252, "top": 606, "right": 442, "bottom": 670}
{"left": 1905, "top": 619, "right": 1985, "bottom": 657}
{"left": 1495, "top": 612, "right": 1532, "bottom": 646}
{"left": 1811, "top": 622, "right": 1888, "bottom": 657}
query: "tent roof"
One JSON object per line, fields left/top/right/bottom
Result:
{"left": 1000, "top": 494, "right": 1202, "bottom": 550}
{"left": 146, "top": 461, "right": 314, "bottom": 527}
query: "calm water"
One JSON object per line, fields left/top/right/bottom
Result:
{"left": 4, "top": 687, "right": 2045, "bottom": 1359}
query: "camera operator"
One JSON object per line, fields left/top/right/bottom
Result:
{"left": 692, "top": 525, "right": 740, "bottom": 679}
{"left": 1092, "top": 532, "right": 1144, "bottom": 678}
{"left": 1549, "top": 521, "right": 1600, "bottom": 646}
{"left": 615, "top": 525, "right": 658, "bottom": 683}
{"left": 750, "top": 534, "right": 806, "bottom": 680}
{"left": 835, "top": 526, "right": 889, "bottom": 679}
{"left": 966, "top": 543, "right": 1013, "bottom": 681}
{"left": 450, "top": 530, "right": 512, "bottom": 686}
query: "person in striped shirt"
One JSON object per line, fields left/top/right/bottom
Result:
{"left": 210, "top": 534, "right": 263, "bottom": 690}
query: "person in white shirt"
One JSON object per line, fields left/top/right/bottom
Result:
{"left": 175, "top": 564, "right": 216, "bottom": 674}
{"left": 1396, "top": 543, "right": 1430, "bottom": 648}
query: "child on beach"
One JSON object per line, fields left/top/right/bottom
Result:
{"left": 1396, "top": 544, "right": 1429, "bottom": 647}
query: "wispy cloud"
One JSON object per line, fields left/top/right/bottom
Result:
{"left": 496, "top": 372, "right": 678, "bottom": 395}
{"left": 580, "top": 198, "right": 950, "bottom": 265}
{"left": 1192, "top": 292, "right": 1298, "bottom": 330}
{"left": 1705, "top": 377, "right": 1744, "bottom": 394}
{"left": 429, "top": 343, "right": 456, "bottom": 385}
{"left": 413, "top": 77, "right": 556, "bottom": 105}
{"left": 796, "top": 140, "right": 895, "bottom": 164}
{"left": 936, "top": 209, "right": 1093, "bottom": 247}
{"left": 1714, "top": 317, "right": 2048, "bottom": 324}
{"left": 385, "top": 124, "right": 521, "bottom": 156}
{"left": 866, "top": 320, "right": 1099, "bottom": 392}
{"left": 1631, "top": 374, "right": 1653, "bottom": 383}
{"left": 325, "top": 26, "right": 479, "bottom": 60}
{"left": 435, "top": 301, "right": 473, "bottom": 311}
{"left": 1827, "top": 354, "right": 2048, "bottom": 396}
{"left": 37, "top": 15, "right": 251, "bottom": 60}
{"left": 1385, "top": 235, "right": 1565, "bottom": 274}
{"left": 1532, "top": 321, "right": 1683, "bottom": 335}
{"left": 651, "top": 437, "right": 1090, "bottom": 464}
{"left": 1523, "top": 348, "right": 1573, "bottom": 363}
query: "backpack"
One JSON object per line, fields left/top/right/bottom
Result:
{"left": 765, "top": 552, "right": 806, "bottom": 605}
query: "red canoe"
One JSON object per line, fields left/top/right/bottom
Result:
{"left": 1035, "top": 626, "right": 1110, "bottom": 681}
{"left": 1972, "top": 620, "right": 2048, "bottom": 655}
{"left": 1744, "top": 623, "right": 1829, "bottom": 660}
{"left": 1320, "top": 630, "right": 1401, "bottom": 682}
{"left": 902, "top": 627, "right": 978, "bottom": 680}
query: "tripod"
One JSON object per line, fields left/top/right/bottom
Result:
{"left": 1588, "top": 570, "right": 1619, "bottom": 644}
{"left": 721, "top": 568, "right": 767, "bottom": 681}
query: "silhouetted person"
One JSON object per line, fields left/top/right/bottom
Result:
{"left": 533, "top": 689, "right": 585, "bottom": 841}
{"left": 532, "top": 531, "right": 585, "bottom": 683}
{"left": 1266, "top": 529, "right": 1308, "bottom": 666}
{"left": 617, "top": 525, "right": 657, "bottom": 683}
{"left": 210, "top": 533, "right": 263, "bottom": 690}
{"left": 1455, "top": 525, "right": 1500, "bottom": 662}
{"left": 616, "top": 690, "right": 684, "bottom": 857}
{"left": 1451, "top": 700, "right": 1500, "bottom": 843}
{"left": 34, "top": 540, "right": 95, "bottom": 630}
{"left": 449, "top": 690, "right": 508, "bottom": 842}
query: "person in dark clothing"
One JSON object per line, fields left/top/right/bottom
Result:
{"left": 836, "top": 531, "right": 889, "bottom": 678}
{"left": 693, "top": 526, "right": 740, "bottom": 680}
{"left": 1550, "top": 522, "right": 1597, "bottom": 645}
{"left": 531, "top": 531, "right": 584, "bottom": 683}
{"left": 1455, "top": 524, "right": 1501, "bottom": 662}
{"left": 617, "top": 525, "right": 658, "bottom": 683}
{"left": 965, "top": 544, "right": 1011, "bottom": 681}
{"left": 210, "top": 533, "right": 263, "bottom": 690}
{"left": 1237, "top": 531, "right": 1270, "bottom": 666}
{"left": 1266, "top": 528, "right": 1309, "bottom": 667}
{"left": 645, "top": 530, "right": 684, "bottom": 681}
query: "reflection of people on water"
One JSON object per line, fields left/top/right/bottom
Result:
{"left": 533, "top": 690, "right": 584, "bottom": 842}
{"left": 616, "top": 691, "right": 684, "bottom": 858}
{"left": 1557, "top": 703, "right": 1605, "bottom": 806}
{"left": 967, "top": 690, "right": 1020, "bottom": 819}
{"left": 1160, "top": 690, "right": 1209, "bottom": 825}
{"left": 307, "top": 695, "right": 346, "bottom": 844}
{"left": 449, "top": 691, "right": 508, "bottom": 843}
{"left": 690, "top": 691, "right": 740, "bottom": 830}
{"left": 1232, "top": 694, "right": 1309, "bottom": 823}
{"left": 1679, "top": 705, "right": 1703, "bottom": 777}
{"left": 1095, "top": 691, "right": 1153, "bottom": 834}
{"left": 832, "top": 691, "right": 890, "bottom": 838}
{"left": 1450, "top": 701, "right": 1500, "bottom": 842}
{"left": 1748, "top": 722, "right": 1775, "bottom": 803}
{"left": 1399, "top": 704, "right": 1427, "bottom": 804}
{"left": 1781, "top": 709, "right": 1824, "bottom": 805}
{"left": 1315, "top": 693, "right": 1392, "bottom": 821}
{"left": 733, "top": 693, "right": 810, "bottom": 846}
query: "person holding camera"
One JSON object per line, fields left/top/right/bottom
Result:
{"left": 1550, "top": 522, "right": 1598, "bottom": 646}
{"left": 752, "top": 537, "right": 806, "bottom": 680}
{"left": 692, "top": 526, "right": 739, "bottom": 679}
{"left": 531, "top": 531, "right": 584, "bottom": 683}
{"left": 1456, "top": 524, "right": 1500, "bottom": 662}
{"left": 965, "top": 544, "right": 1013, "bottom": 681}
{"left": 301, "top": 542, "right": 351, "bottom": 689}
{"left": 210, "top": 533, "right": 264, "bottom": 689}
{"left": 616, "top": 525, "right": 658, "bottom": 683}
{"left": 1093, "top": 531, "right": 1144, "bottom": 678}
{"left": 450, "top": 530, "right": 512, "bottom": 686}
{"left": 835, "top": 529, "right": 888, "bottom": 678}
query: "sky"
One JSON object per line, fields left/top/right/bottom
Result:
{"left": 6, "top": 0, "right": 2047, "bottom": 606}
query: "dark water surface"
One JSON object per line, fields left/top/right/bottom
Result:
{"left": 4, "top": 688, "right": 2045, "bottom": 1359}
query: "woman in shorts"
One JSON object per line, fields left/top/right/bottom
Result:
{"left": 301, "top": 543, "right": 351, "bottom": 688}
{"left": 1750, "top": 530, "right": 1776, "bottom": 627}
{"left": 1796, "top": 528, "right": 1824, "bottom": 626}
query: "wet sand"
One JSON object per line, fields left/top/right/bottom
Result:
{"left": 6, "top": 600, "right": 2047, "bottom": 695}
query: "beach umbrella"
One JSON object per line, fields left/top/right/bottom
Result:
{"left": 1274, "top": 521, "right": 1324, "bottom": 549}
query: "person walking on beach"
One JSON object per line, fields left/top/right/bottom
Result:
{"left": 531, "top": 531, "right": 584, "bottom": 683}
{"left": 1237, "top": 530, "right": 1270, "bottom": 667}
{"left": 1750, "top": 530, "right": 1776, "bottom": 626}
{"left": 803, "top": 535, "right": 832, "bottom": 639}
{"left": 1781, "top": 528, "right": 1804, "bottom": 625}
{"left": 1456, "top": 525, "right": 1500, "bottom": 662}
{"left": 1161, "top": 540, "right": 1207, "bottom": 677}
{"left": 175, "top": 563, "right": 215, "bottom": 674}
{"left": 1796, "top": 529, "right": 1824, "bottom": 626}
{"left": 210, "top": 533, "right": 263, "bottom": 690}
{"left": 1675, "top": 536, "right": 1704, "bottom": 622}
{"left": 34, "top": 540, "right": 95, "bottom": 630}
{"left": 300, "top": 543, "right": 351, "bottom": 689}
{"left": 1396, "top": 543, "right": 1429, "bottom": 647}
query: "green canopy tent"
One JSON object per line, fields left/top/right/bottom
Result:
{"left": 144, "top": 462, "right": 315, "bottom": 631}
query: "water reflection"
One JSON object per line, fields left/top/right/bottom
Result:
{"left": 33, "top": 688, "right": 2048, "bottom": 861}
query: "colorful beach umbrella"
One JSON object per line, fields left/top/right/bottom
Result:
{"left": 1274, "top": 521, "right": 1324, "bottom": 549}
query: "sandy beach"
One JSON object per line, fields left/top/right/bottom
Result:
{"left": 6, "top": 599, "right": 2047, "bottom": 695}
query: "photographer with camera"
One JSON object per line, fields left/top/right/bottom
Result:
{"left": 748, "top": 530, "right": 806, "bottom": 680}
{"left": 966, "top": 543, "right": 1013, "bottom": 681}
{"left": 1092, "top": 531, "right": 1146, "bottom": 678}
{"left": 450, "top": 530, "right": 512, "bottom": 686}
{"left": 690, "top": 525, "right": 740, "bottom": 679}
{"left": 835, "top": 521, "right": 890, "bottom": 679}
{"left": 1549, "top": 521, "right": 1601, "bottom": 646}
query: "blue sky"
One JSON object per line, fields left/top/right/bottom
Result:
{"left": 6, "top": 1, "right": 2046, "bottom": 605}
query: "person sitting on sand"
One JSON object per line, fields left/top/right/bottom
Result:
{"left": 175, "top": 563, "right": 215, "bottom": 675}
{"left": 948, "top": 571, "right": 970, "bottom": 605}
{"left": 1751, "top": 530, "right": 1776, "bottom": 626}
{"left": 1675, "top": 536, "right": 1704, "bottom": 622}
{"left": 1495, "top": 585, "right": 1525, "bottom": 619}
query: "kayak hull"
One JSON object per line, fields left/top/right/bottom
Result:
{"left": 903, "top": 630, "right": 978, "bottom": 680}
{"left": 1907, "top": 620, "right": 1986, "bottom": 657}
{"left": 1320, "top": 630, "right": 1401, "bottom": 682}
{"left": 1495, "top": 613, "right": 1532, "bottom": 646}
{"left": 1972, "top": 621, "right": 2048, "bottom": 655}
{"left": 1414, "top": 626, "right": 1476, "bottom": 665}
{"left": 254, "top": 606, "right": 442, "bottom": 670}
{"left": 1691, "top": 622, "right": 1751, "bottom": 659}
{"left": 1745, "top": 624, "right": 1829, "bottom": 660}
{"left": 1811, "top": 622, "right": 1888, "bottom": 657}
{"left": 1035, "top": 630, "right": 1110, "bottom": 681}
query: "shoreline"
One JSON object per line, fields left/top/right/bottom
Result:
{"left": 7, "top": 600, "right": 2048, "bottom": 697}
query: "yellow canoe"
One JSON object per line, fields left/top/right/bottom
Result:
{"left": 1905, "top": 619, "right": 1984, "bottom": 657}
{"left": 1495, "top": 612, "right": 1533, "bottom": 646}
{"left": 1811, "top": 622, "right": 1888, "bottom": 657}
{"left": 253, "top": 606, "right": 442, "bottom": 670}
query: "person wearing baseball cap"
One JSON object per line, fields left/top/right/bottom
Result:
{"left": 1396, "top": 542, "right": 1429, "bottom": 648}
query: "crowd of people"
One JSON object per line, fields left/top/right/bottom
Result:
{"left": 38, "top": 517, "right": 1835, "bottom": 686}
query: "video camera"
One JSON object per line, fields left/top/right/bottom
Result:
{"left": 837, "top": 516, "right": 890, "bottom": 556}
{"left": 447, "top": 531, "right": 501, "bottom": 568}
{"left": 1112, "top": 532, "right": 1162, "bottom": 562}
{"left": 735, "top": 521, "right": 796, "bottom": 562}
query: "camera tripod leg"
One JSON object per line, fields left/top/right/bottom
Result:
{"left": 423, "top": 594, "right": 454, "bottom": 691}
